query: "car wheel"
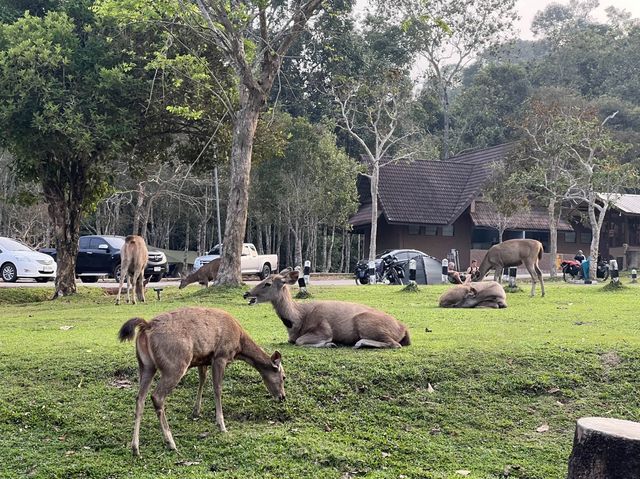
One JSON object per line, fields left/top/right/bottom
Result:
{"left": 260, "top": 263, "right": 272, "bottom": 280}
{"left": 35, "top": 277, "right": 51, "bottom": 283}
{"left": 80, "top": 276, "right": 99, "bottom": 283}
{"left": 114, "top": 265, "right": 122, "bottom": 283}
{"left": 1, "top": 262, "right": 17, "bottom": 282}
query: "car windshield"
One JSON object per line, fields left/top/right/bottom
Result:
{"left": 0, "top": 238, "right": 33, "bottom": 252}
{"left": 208, "top": 244, "right": 222, "bottom": 255}
{"left": 376, "top": 250, "right": 394, "bottom": 259}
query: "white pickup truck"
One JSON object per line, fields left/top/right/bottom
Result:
{"left": 192, "top": 243, "right": 278, "bottom": 279}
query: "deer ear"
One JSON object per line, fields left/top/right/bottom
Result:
{"left": 271, "top": 351, "right": 282, "bottom": 368}
{"left": 278, "top": 267, "right": 292, "bottom": 274}
{"left": 283, "top": 270, "right": 299, "bottom": 284}
{"left": 466, "top": 287, "right": 478, "bottom": 298}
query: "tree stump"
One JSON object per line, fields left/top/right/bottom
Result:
{"left": 567, "top": 417, "right": 640, "bottom": 479}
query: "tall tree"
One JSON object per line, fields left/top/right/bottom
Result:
{"left": 0, "top": 8, "right": 154, "bottom": 296}
{"left": 386, "top": 0, "right": 518, "bottom": 158}
{"left": 181, "top": 0, "right": 326, "bottom": 286}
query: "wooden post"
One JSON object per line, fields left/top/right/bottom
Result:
{"left": 567, "top": 417, "right": 640, "bottom": 479}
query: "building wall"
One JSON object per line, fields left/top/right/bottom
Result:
{"left": 360, "top": 210, "right": 598, "bottom": 270}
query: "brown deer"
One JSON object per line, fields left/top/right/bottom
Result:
{"left": 243, "top": 269, "right": 410, "bottom": 348}
{"left": 179, "top": 258, "right": 221, "bottom": 289}
{"left": 115, "top": 235, "right": 148, "bottom": 305}
{"left": 118, "top": 307, "right": 285, "bottom": 456}
{"left": 439, "top": 281, "right": 507, "bottom": 308}
{"left": 473, "top": 239, "right": 545, "bottom": 297}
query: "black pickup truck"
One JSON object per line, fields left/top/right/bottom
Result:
{"left": 40, "top": 235, "right": 168, "bottom": 283}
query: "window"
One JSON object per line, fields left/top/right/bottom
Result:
{"left": 442, "top": 224, "right": 454, "bottom": 237}
{"left": 408, "top": 225, "right": 420, "bottom": 235}
{"left": 423, "top": 225, "right": 437, "bottom": 236}
{"left": 580, "top": 232, "right": 592, "bottom": 244}
{"left": 79, "top": 237, "right": 91, "bottom": 249}
{"left": 89, "top": 238, "right": 105, "bottom": 249}
{"left": 564, "top": 232, "right": 576, "bottom": 243}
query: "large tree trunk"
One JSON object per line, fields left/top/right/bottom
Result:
{"left": 588, "top": 199, "right": 607, "bottom": 281}
{"left": 42, "top": 175, "right": 84, "bottom": 297}
{"left": 215, "top": 89, "right": 262, "bottom": 286}
{"left": 368, "top": 165, "right": 380, "bottom": 262}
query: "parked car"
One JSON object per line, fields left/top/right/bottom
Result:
{"left": 354, "top": 248, "right": 442, "bottom": 285}
{"left": 40, "top": 235, "right": 168, "bottom": 283}
{"left": 193, "top": 243, "right": 277, "bottom": 280}
{"left": 0, "top": 237, "right": 57, "bottom": 282}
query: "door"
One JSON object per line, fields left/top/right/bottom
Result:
{"left": 76, "top": 237, "right": 93, "bottom": 274}
{"left": 241, "top": 244, "right": 259, "bottom": 273}
{"left": 83, "top": 237, "right": 112, "bottom": 274}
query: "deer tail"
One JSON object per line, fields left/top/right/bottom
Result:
{"left": 538, "top": 244, "right": 544, "bottom": 259}
{"left": 400, "top": 329, "right": 411, "bottom": 346}
{"left": 118, "top": 317, "right": 147, "bottom": 342}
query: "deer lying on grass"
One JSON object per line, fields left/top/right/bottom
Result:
{"left": 473, "top": 239, "right": 545, "bottom": 297}
{"left": 119, "top": 307, "right": 285, "bottom": 456}
{"left": 243, "top": 269, "right": 410, "bottom": 348}
{"left": 179, "top": 258, "right": 221, "bottom": 289}
{"left": 439, "top": 281, "right": 507, "bottom": 308}
{"left": 115, "top": 235, "right": 148, "bottom": 305}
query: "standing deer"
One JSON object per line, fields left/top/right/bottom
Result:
{"left": 243, "top": 269, "right": 410, "bottom": 348}
{"left": 118, "top": 307, "right": 285, "bottom": 456}
{"left": 115, "top": 235, "right": 148, "bottom": 305}
{"left": 473, "top": 239, "right": 545, "bottom": 297}
{"left": 179, "top": 258, "right": 221, "bottom": 289}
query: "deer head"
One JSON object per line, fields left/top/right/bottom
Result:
{"left": 243, "top": 268, "right": 298, "bottom": 305}
{"left": 259, "top": 351, "right": 286, "bottom": 401}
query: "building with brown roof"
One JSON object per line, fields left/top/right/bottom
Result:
{"left": 349, "top": 144, "right": 594, "bottom": 271}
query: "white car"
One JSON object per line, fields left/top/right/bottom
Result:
{"left": 0, "top": 237, "right": 57, "bottom": 282}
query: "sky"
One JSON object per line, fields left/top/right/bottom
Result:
{"left": 515, "top": 0, "right": 639, "bottom": 39}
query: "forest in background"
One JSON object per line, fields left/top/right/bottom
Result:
{"left": 1, "top": 0, "right": 639, "bottom": 274}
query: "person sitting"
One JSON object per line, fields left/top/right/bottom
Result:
{"left": 574, "top": 250, "right": 586, "bottom": 263}
{"left": 448, "top": 262, "right": 464, "bottom": 284}
{"left": 466, "top": 259, "right": 480, "bottom": 279}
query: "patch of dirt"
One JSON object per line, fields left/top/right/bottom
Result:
{"left": 601, "top": 351, "right": 621, "bottom": 369}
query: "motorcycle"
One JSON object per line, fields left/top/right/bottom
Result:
{"left": 354, "top": 255, "right": 407, "bottom": 285}
{"left": 561, "top": 258, "right": 610, "bottom": 282}
{"left": 354, "top": 260, "right": 372, "bottom": 285}
{"left": 379, "top": 255, "right": 407, "bottom": 285}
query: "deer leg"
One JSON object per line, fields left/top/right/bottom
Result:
{"left": 524, "top": 262, "right": 539, "bottom": 297}
{"left": 192, "top": 366, "right": 207, "bottom": 418}
{"left": 151, "top": 366, "right": 187, "bottom": 451}
{"left": 139, "top": 273, "right": 146, "bottom": 303}
{"left": 211, "top": 358, "right": 228, "bottom": 432}
{"left": 115, "top": 267, "right": 127, "bottom": 306}
{"left": 126, "top": 274, "right": 134, "bottom": 305}
{"left": 353, "top": 338, "right": 402, "bottom": 349}
{"left": 131, "top": 363, "right": 156, "bottom": 456}
{"left": 294, "top": 332, "right": 336, "bottom": 348}
{"left": 535, "top": 263, "right": 545, "bottom": 297}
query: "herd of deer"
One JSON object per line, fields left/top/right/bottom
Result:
{"left": 115, "top": 235, "right": 545, "bottom": 455}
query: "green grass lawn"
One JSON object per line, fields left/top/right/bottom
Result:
{"left": 0, "top": 281, "right": 638, "bottom": 479}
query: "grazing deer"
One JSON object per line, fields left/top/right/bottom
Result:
{"left": 243, "top": 269, "right": 410, "bottom": 349}
{"left": 118, "top": 307, "right": 285, "bottom": 456}
{"left": 179, "top": 258, "right": 221, "bottom": 289}
{"left": 115, "top": 235, "right": 148, "bottom": 305}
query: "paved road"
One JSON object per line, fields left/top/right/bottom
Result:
{"left": 0, "top": 277, "right": 358, "bottom": 288}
